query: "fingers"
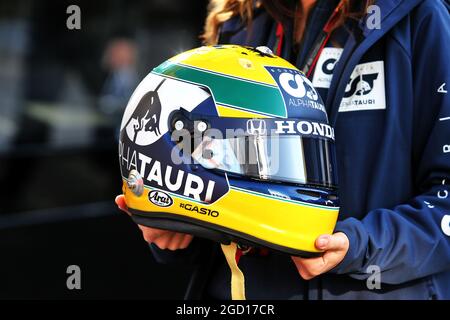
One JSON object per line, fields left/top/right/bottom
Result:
{"left": 140, "top": 226, "right": 167, "bottom": 243}
{"left": 115, "top": 194, "right": 126, "bottom": 209}
{"left": 172, "top": 234, "right": 193, "bottom": 250}
{"left": 180, "top": 234, "right": 194, "bottom": 249}
{"left": 153, "top": 232, "right": 175, "bottom": 250}
{"left": 315, "top": 233, "right": 349, "bottom": 251}
{"left": 115, "top": 195, "right": 131, "bottom": 216}
{"left": 166, "top": 233, "right": 186, "bottom": 251}
{"left": 116, "top": 193, "right": 193, "bottom": 251}
{"left": 154, "top": 233, "right": 192, "bottom": 250}
{"left": 139, "top": 225, "right": 193, "bottom": 251}
{"left": 291, "top": 256, "right": 325, "bottom": 280}
{"left": 315, "top": 235, "right": 331, "bottom": 250}
{"left": 292, "top": 232, "right": 350, "bottom": 280}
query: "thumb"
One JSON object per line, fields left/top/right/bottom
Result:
{"left": 315, "top": 233, "right": 348, "bottom": 251}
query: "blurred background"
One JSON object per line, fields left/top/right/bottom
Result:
{"left": 0, "top": 0, "right": 208, "bottom": 299}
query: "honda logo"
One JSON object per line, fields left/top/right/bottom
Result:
{"left": 246, "top": 119, "right": 267, "bottom": 135}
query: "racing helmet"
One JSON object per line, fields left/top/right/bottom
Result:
{"left": 119, "top": 45, "right": 339, "bottom": 256}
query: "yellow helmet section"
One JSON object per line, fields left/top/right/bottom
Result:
{"left": 153, "top": 45, "right": 301, "bottom": 118}
{"left": 169, "top": 45, "right": 298, "bottom": 87}
{"left": 216, "top": 105, "right": 271, "bottom": 118}
{"left": 123, "top": 181, "right": 338, "bottom": 254}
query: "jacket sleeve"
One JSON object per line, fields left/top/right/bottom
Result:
{"left": 331, "top": 0, "right": 450, "bottom": 284}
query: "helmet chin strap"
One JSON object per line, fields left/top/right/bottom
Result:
{"left": 220, "top": 242, "right": 246, "bottom": 300}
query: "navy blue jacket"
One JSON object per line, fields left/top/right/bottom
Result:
{"left": 151, "top": 0, "right": 450, "bottom": 299}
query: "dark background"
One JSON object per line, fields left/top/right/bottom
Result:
{"left": 0, "top": 0, "right": 208, "bottom": 299}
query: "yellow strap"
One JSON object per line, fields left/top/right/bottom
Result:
{"left": 221, "top": 242, "right": 246, "bottom": 300}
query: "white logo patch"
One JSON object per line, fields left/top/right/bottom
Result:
{"left": 339, "top": 61, "right": 386, "bottom": 112}
{"left": 442, "top": 215, "right": 450, "bottom": 236}
{"left": 312, "top": 48, "right": 343, "bottom": 89}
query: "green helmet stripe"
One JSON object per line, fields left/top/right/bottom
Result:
{"left": 153, "top": 61, "right": 287, "bottom": 117}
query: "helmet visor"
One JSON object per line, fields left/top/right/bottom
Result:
{"left": 191, "top": 134, "right": 337, "bottom": 188}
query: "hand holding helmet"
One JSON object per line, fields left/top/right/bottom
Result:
{"left": 115, "top": 195, "right": 193, "bottom": 250}
{"left": 292, "top": 232, "right": 349, "bottom": 280}
{"left": 117, "top": 192, "right": 349, "bottom": 278}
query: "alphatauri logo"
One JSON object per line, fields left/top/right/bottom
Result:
{"left": 344, "top": 73, "right": 379, "bottom": 97}
{"left": 124, "top": 79, "right": 165, "bottom": 146}
{"left": 339, "top": 61, "right": 386, "bottom": 112}
{"left": 265, "top": 66, "right": 326, "bottom": 115}
{"left": 312, "top": 48, "right": 343, "bottom": 89}
{"left": 279, "top": 72, "right": 319, "bottom": 101}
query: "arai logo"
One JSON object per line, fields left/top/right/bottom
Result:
{"left": 148, "top": 190, "right": 173, "bottom": 207}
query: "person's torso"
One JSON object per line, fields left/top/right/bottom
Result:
{"left": 203, "top": 0, "right": 448, "bottom": 300}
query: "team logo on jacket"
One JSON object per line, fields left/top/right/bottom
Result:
{"left": 312, "top": 48, "right": 343, "bottom": 89}
{"left": 339, "top": 61, "right": 386, "bottom": 112}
